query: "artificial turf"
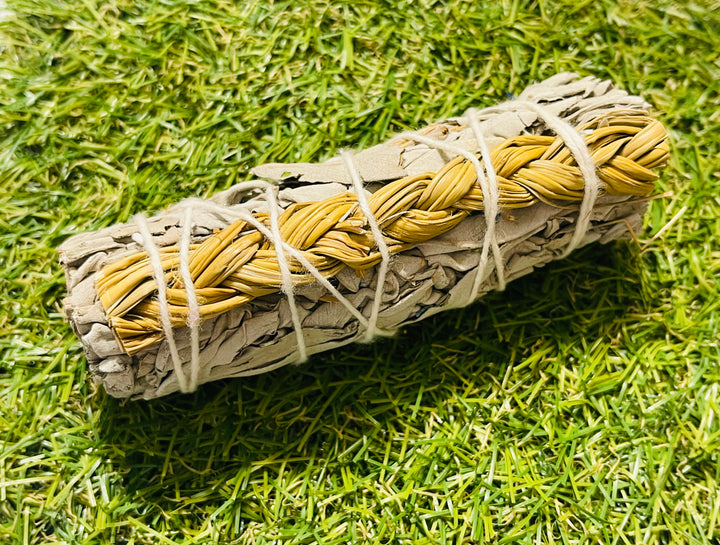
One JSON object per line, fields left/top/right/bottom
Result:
{"left": 1, "top": 0, "right": 719, "bottom": 543}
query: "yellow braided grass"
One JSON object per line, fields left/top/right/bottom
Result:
{"left": 96, "top": 111, "right": 669, "bottom": 355}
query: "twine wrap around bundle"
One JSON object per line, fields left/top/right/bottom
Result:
{"left": 59, "top": 74, "right": 669, "bottom": 399}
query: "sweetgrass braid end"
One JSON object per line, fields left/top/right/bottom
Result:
{"left": 96, "top": 110, "right": 669, "bottom": 355}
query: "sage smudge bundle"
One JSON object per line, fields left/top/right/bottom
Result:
{"left": 59, "top": 74, "right": 669, "bottom": 399}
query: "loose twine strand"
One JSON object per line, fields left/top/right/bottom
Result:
{"left": 117, "top": 104, "right": 668, "bottom": 392}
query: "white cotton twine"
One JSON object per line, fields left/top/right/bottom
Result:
{"left": 496, "top": 100, "right": 602, "bottom": 258}
{"left": 264, "top": 185, "right": 308, "bottom": 363}
{"left": 179, "top": 206, "right": 201, "bottom": 391}
{"left": 132, "top": 213, "right": 191, "bottom": 393}
{"left": 341, "top": 151, "right": 394, "bottom": 342}
{"left": 132, "top": 100, "right": 600, "bottom": 393}
{"left": 390, "top": 127, "right": 504, "bottom": 306}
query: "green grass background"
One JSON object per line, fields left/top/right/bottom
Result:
{"left": 1, "top": 0, "right": 719, "bottom": 543}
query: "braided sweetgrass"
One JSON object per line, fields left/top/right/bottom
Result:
{"left": 98, "top": 112, "right": 667, "bottom": 356}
